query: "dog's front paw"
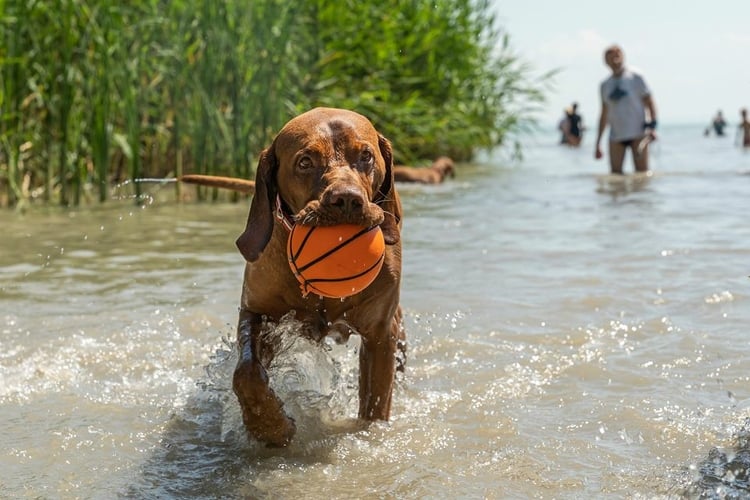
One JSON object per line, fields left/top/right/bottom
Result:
{"left": 232, "top": 360, "right": 296, "bottom": 447}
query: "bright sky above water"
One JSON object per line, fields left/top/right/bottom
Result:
{"left": 493, "top": 0, "right": 750, "bottom": 127}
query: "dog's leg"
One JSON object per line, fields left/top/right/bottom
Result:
{"left": 358, "top": 317, "right": 400, "bottom": 420}
{"left": 394, "top": 306, "right": 407, "bottom": 373}
{"left": 232, "top": 309, "right": 296, "bottom": 446}
{"left": 396, "top": 337, "right": 407, "bottom": 372}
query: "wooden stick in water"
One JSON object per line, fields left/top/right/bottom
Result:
{"left": 178, "top": 174, "right": 255, "bottom": 194}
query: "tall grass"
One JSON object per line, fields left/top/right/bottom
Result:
{"left": 0, "top": 0, "right": 551, "bottom": 208}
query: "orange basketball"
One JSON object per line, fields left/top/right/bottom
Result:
{"left": 287, "top": 224, "right": 385, "bottom": 298}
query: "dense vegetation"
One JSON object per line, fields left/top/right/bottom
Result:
{"left": 0, "top": 0, "right": 550, "bottom": 207}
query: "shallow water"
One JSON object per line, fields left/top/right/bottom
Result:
{"left": 2, "top": 125, "right": 750, "bottom": 498}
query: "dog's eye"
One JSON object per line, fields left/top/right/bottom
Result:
{"left": 360, "top": 150, "right": 373, "bottom": 164}
{"left": 297, "top": 156, "right": 313, "bottom": 170}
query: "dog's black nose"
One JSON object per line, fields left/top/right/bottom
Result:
{"left": 325, "top": 185, "right": 365, "bottom": 214}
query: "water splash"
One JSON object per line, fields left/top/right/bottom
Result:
{"left": 683, "top": 418, "right": 750, "bottom": 498}
{"left": 201, "top": 313, "right": 363, "bottom": 445}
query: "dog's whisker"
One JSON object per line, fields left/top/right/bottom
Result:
{"left": 299, "top": 213, "right": 318, "bottom": 226}
{"left": 376, "top": 195, "right": 398, "bottom": 206}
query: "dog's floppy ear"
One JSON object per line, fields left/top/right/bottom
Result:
{"left": 236, "top": 146, "right": 278, "bottom": 262}
{"left": 376, "top": 133, "right": 401, "bottom": 245}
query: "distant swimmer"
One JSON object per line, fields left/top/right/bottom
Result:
{"left": 559, "top": 102, "right": 584, "bottom": 147}
{"left": 594, "top": 45, "right": 658, "bottom": 174}
{"left": 706, "top": 110, "right": 727, "bottom": 136}
{"left": 738, "top": 108, "right": 750, "bottom": 147}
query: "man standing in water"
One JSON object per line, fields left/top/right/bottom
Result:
{"left": 594, "top": 45, "right": 657, "bottom": 174}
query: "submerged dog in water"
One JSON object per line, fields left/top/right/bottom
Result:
{"left": 393, "top": 156, "right": 455, "bottom": 184}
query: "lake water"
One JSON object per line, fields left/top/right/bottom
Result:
{"left": 2, "top": 125, "right": 749, "bottom": 499}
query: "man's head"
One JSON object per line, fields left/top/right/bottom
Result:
{"left": 604, "top": 45, "right": 625, "bottom": 75}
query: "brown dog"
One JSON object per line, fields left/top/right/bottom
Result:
{"left": 393, "top": 156, "right": 455, "bottom": 184}
{"left": 233, "top": 107, "right": 404, "bottom": 446}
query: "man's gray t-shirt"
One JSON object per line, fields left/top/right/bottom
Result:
{"left": 600, "top": 68, "right": 650, "bottom": 142}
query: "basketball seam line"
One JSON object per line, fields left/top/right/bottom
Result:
{"left": 292, "top": 225, "right": 376, "bottom": 274}
{"left": 291, "top": 225, "right": 317, "bottom": 263}
{"left": 304, "top": 252, "right": 384, "bottom": 284}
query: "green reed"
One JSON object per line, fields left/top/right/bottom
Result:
{"left": 0, "top": 0, "right": 551, "bottom": 208}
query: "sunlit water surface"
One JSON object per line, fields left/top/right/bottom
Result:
{"left": 2, "top": 125, "right": 750, "bottom": 498}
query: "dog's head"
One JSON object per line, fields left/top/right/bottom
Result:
{"left": 236, "top": 108, "right": 401, "bottom": 262}
{"left": 433, "top": 156, "right": 455, "bottom": 179}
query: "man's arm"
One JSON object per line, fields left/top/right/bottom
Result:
{"left": 643, "top": 94, "right": 657, "bottom": 124}
{"left": 643, "top": 94, "right": 657, "bottom": 138}
{"left": 594, "top": 100, "right": 608, "bottom": 159}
